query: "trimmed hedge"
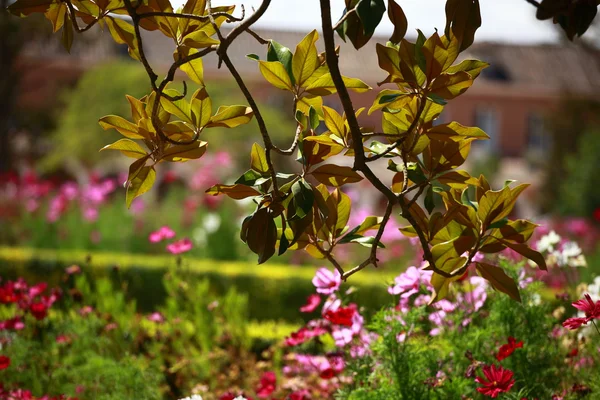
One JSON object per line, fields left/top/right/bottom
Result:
{"left": 0, "top": 247, "right": 399, "bottom": 323}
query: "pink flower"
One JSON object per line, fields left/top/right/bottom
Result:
{"left": 475, "top": 364, "right": 515, "bottom": 398}
{"left": 149, "top": 226, "right": 176, "bottom": 243}
{"left": 563, "top": 293, "right": 600, "bottom": 330}
{"left": 0, "top": 317, "right": 24, "bottom": 331}
{"left": 285, "top": 326, "right": 327, "bottom": 346}
{"left": 79, "top": 306, "right": 93, "bottom": 316}
{"left": 65, "top": 265, "right": 81, "bottom": 275}
{"left": 29, "top": 301, "right": 48, "bottom": 320}
{"left": 299, "top": 294, "right": 321, "bottom": 313}
{"left": 388, "top": 265, "right": 432, "bottom": 297}
{"left": 312, "top": 268, "right": 341, "bottom": 295}
{"left": 147, "top": 312, "right": 165, "bottom": 323}
{"left": 166, "top": 238, "right": 193, "bottom": 254}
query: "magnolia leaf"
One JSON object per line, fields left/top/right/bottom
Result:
{"left": 45, "top": 2, "right": 66, "bottom": 32}
{"left": 267, "top": 40, "right": 295, "bottom": 86}
{"left": 178, "top": 47, "right": 204, "bottom": 85}
{"left": 387, "top": 0, "right": 408, "bottom": 43}
{"left": 206, "top": 184, "right": 261, "bottom": 200}
{"left": 311, "top": 164, "right": 363, "bottom": 187}
{"left": 162, "top": 121, "right": 196, "bottom": 140}
{"left": 126, "top": 166, "right": 155, "bottom": 208}
{"left": 190, "top": 87, "right": 212, "bottom": 127}
{"left": 446, "top": 59, "right": 489, "bottom": 79}
{"left": 8, "top": 0, "right": 53, "bottom": 16}
{"left": 499, "top": 240, "right": 547, "bottom": 271}
{"left": 289, "top": 179, "right": 314, "bottom": 221}
{"left": 126, "top": 95, "right": 146, "bottom": 123}
{"left": 427, "top": 121, "right": 489, "bottom": 142}
{"left": 206, "top": 106, "right": 254, "bottom": 128}
{"left": 292, "top": 30, "right": 320, "bottom": 86}
{"left": 323, "top": 106, "right": 346, "bottom": 138}
{"left": 105, "top": 16, "right": 140, "bottom": 61}
{"left": 430, "top": 71, "right": 473, "bottom": 100}
{"left": 436, "top": 170, "right": 478, "bottom": 189}
{"left": 476, "top": 262, "right": 521, "bottom": 302}
{"left": 258, "top": 60, "right": 294, "bottom": 91}
{"left": 162, "top": 141, "right": 208, "bottom": 162}
{"left": 444, "top": 0, "right": 481, "bottom": 52}
{"left": 356, "top": 0, "right": 386, "bottom": 38}
{"left": 182, "top": 30, "right": 220, "bottom": 48}
{"left": 160, "top": 90, "right": 193, "bottom": 124}
{"left": 235, "top": 169, "right": 270, "bottom": 186}
{"left": 100, "top": 139, "right": 147, "bottom": 159}
{"left": 339, "top": 216, "right": 383, "bottom": 244}
{"left": 99, "top": 115, "right": 143, "bottom": 139}
{"left": 250, "top": 143, "right": 269, "bottom": 174}
{"left": 304, "top": 73, "right": 371, "bottom": 96}
{"left": 242, "top": 208, "right": 278, "bottom": 264}
{"left": 325, "top": 188, "right": 351, "bottom": 238}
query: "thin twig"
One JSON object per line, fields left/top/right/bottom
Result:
{"left": 343, "top": 200, "right": 394, "bottom": 279}
{"left": 313, "top": 241, "right": 345, "bottom": 277}
{"left": 137, "top": 10, "right": 243, "bottom": 23}
{"left": 332, "top": 6, "right": 357, "bottom": 31}
{"left": 523, "top": 0, "right": 540, "bottom": 7}
{"left": 246, "top": 28, "right": 269, "bottom": 45}
{"left": 272, "top": 97, "right": 301, "bottom": 155}
{"left": 364, "top": 137, "right": 406, "bottom": 162}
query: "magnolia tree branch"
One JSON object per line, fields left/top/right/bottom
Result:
{"left": 208, "top": 0, "right": 281, "bottom": 197}
{"left": 524, "top": 0, "right": 540, "bottom": 7}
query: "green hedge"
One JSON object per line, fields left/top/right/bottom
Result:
{"left": 0, "top": 247, "right": 399, "bottom": 323}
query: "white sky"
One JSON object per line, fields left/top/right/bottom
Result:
{"left": 200, "top": 0, "right": 560, "bottom": 44}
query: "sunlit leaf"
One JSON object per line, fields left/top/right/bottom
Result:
{"left": 258, "top": 60, "right": 294, "bottom": 91}
{"left": 311, "top": 164, "right": 363, "bottom": 187}
{"left": 162, "top": 141, "right": 208, "bottom": 162}
{"left": 100, "top": 139, "right": 147, "bottom": 159}
{"left": 206, "top": 105, "right": 254, "bottom": 128}
{"left": 292, "top": 30, "right": 320, "bottom": 86}
{"left": 206, "top": 184, "right": 261, "bottom": 200}
{"left": 126, "top": 165, "right": 156, "bottom": 208}
{"left": 250, "top": 143, "right": 269, "bottom": 174}
{"left": 99, "top": 115, "right": 144, "bottom": 139}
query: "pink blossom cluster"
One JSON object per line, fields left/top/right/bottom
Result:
{"left": 148, "top": 226, "right": 193, "bottom": 255}
{"left": 0, "top": 278, "right": 60, "bottom": 327}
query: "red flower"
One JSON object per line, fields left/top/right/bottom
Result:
{"left": 496, "top": 336, "right": 523, "bottom": 361}
{"left": 593, "top": 207, "right": 600, "bottom": 223}
{"left": 563, "top": 293, "right": 600, "bottom": 330}
{"left": 256, "top": 371, "right": 276, "bottom": 398}
{"left": 475, "top": 364, "right": 515, "bottom": 398}
{"left": 284, "top": 326, "right": 327, "bottom": 347}
{"left": 0, "top": 355, "right": 10, "bottom": 370}
{"left": 299, "top": 294, "right": 321, "bottom": 313}
{"left": 29, "top": 301, "right": 48, "bottom": 320}
{"left": 288, "top": 390, "right": 310, "bottom": 400}
{"left": 572, "top": 293, "right": 600, "bottom": 319}
{"left": 324, "top": 304, "right": 356, "bottom": 327}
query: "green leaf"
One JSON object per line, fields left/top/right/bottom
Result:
{"left": 488, "top": 218, "right": 509, "bottom": 230}
{"left": 246, "top": 53, "right": 260, "bottom": 61}
{"left": 350, "top": 236, "right": 386, "bottom": 248}
{"left": 356, "top": 0, "right": 386, "bottom": 38}
{"left": 446, "top": 59, "right": 489, "bottom": 79}
{"left": 235, "top": 169, "right": 270, "bottom": 186}
{"left": 292, "top": 30, "right": 319, "bottom": 86}
{"left": 160, "top": 90, "right": 193, "bottom": 124}
{"left": 289, "top": 179, "right": 314, "bottom": 221}
{"left": 427, "top": 121, "right": 489, "bottom": 142}
{"left": 424, "top": 185, "right": 435, "bottom": 214}
{"left": 444, "top": 0, "right": 481, "bottom": 52}
{"left": 190, "top": 87, "right": 212, "bottom": 127}
{"left": 267, "top": 40, "right": 295, "bottom": 86}
{"left": 476, "top": 262, "right": 521, "bottom": 302}
{"left": 178, "top": 47, "right": 204, "bottom": 85}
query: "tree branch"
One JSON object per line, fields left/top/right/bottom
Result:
{"left": 523, "top": 0, "right": 540, "bottom": 7}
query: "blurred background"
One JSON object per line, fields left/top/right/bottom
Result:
{"left": 1, "top": 0, "right": 599, "bottom": 270}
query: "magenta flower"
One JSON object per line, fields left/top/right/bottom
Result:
{"left": 166, "top": 238, "right": 193, "bottom": 254}
{"left": 312, "top": 268, "right": 341, "bottom": 295}
{"left": 299, "top": 294, "right": 321, "bottom": 313}
{"left": 563, "top": 293, "right": 600, "bottom": 330}
{"left": 388, "top": 266, "right": 432, "bottom": 297}
{"left": 149, "top": 226, "right": 176, "bottom": 243}
{"left": 147, "top": 312, "right": 165, "bottom": 323}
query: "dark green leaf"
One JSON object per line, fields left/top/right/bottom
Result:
{"left": 356, "top": 0, "right": 386, "bottom": 37}
{"left": 267, "top": 40, "right": 295, "bottom": 86}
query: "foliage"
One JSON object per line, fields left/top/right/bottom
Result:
{"left": 558, "top": 129, "right": 600, "bottom": 218}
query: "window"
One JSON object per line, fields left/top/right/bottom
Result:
{"left": 527, "top": 113, "right": 552, "bottom": 154}
{"left": 473, "top": 108, "right": 500, "bottom": 154}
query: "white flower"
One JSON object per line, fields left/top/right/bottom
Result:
{"left": 234, "top": 397, "right": 248, "bottom": 400}
{"left": 536, "top": 231, "right": 560, "bottom": 253}
{"left": 178, "top": 396, "right": 203, "bottom": 400}
{"left": 562, "top": 242, "right": 582, "bottom": 258}
{"left": 203, "top": 213, "right": 221, "bottom": 234}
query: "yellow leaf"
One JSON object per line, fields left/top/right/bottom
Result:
{"left": 258, "top": 61, "right": 293, "bottom": 91}
{"left": 446, "top": 59, "right": 489, "bottom": 79}
{"left": 160, "top": 91, "right": 193, "bottom": 124}
{"left": 182, "top": 30, "right": 220, "bottom": 48}
{"left": 369, "top": 90, "right": 411, "bottom": 115}
{"left": 250, "top": 143, "right": 269, "bottom": 174}
{"left": 162, "top": 141, "right": 208, "bottom": 162}
{"left": 292, "top": 30, "right": 319, "bottom": 86}
{"left": 325, "top": 188, "right": 351, "bottom": 238}
{"left": 427, "top": 121, "right": 489, "bottom": 142}
{"left": 177, "top": 47, "right": 204, "bottom": 85}
{"left": 303, "top": 135, "right": 345, "bottom": 164}
{"left": 429, "top": 71, "right": 473, "bottom": 100}
{"left": 304, "top": 73, "right": 371, "bottom": 96}
{"left": 162, "top": 121, "right": 196, "bottom": 140}
{"left": 105, "top": 16, "right": 140, "bottom": 61}
{"left": 422, "top": 32, "right": 449, "bottom": 81}
{"left": 126, "top": 165, "right": 155, "bottom": 208}
{"left": 391, "top": 172, "right": 404, "bottom": 194}
{"left": 44, "top": 2, "right": 66, "bottom": 32}
{"left": 311, "top": 164, "right": 363, "bottom": 187}
{"left": 375, "top": 43, "right": 403, "bottom": 84}
{"left": 100, "top": 138, "right": 147, "bottom": 159}
{"left": 206, "top": 105, "right": 253, "bottom": 128}
{"left": 322, "top": 106, "right": 345, "bottom": 138}
{"left": 99, "top": 115, "right": 143, "bottom": 139}
{"left": 296, "top": 95, "right": 323, "bottom": 117}
{"left": 191, "top": 87, "right": 212, "bottom": 127}
{"left": 126, "top": 95, "right": 146, "bottom": 123}
{"left": 206, "top": 184, "right": 261, "bottom": 200}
